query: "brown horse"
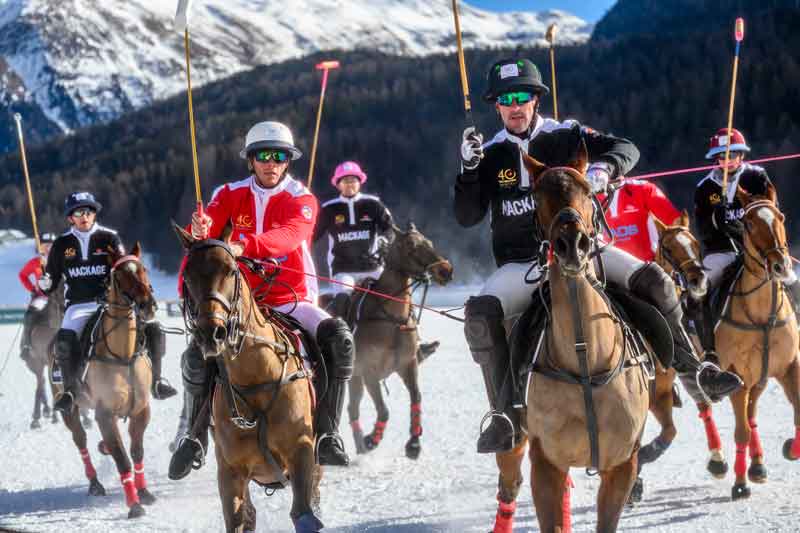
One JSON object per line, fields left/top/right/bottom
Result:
{"left": 714, "top": 185, "right": 800, "bottom": 500}
{"left": 24, "top": 284, "right": 63, "bottom": 428}
{"left": 341, "top": 223, "right": 453, "bottom": 460}
{"left": 630, "top": 213, "right": 728, "bottom": 501}
{"left": 525, "top": 146, "right": 650, "bottom": 532}
{"left": 175, "top": 223, "right": 323, "bottom": 533}
{"left": 53, "top": 243, "right": 158, "bottom": 518}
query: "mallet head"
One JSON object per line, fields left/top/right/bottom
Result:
{"left": 13, "top": 112, "right": 22, "bottom": 124}
{"left": 316, "top": 60, "right": 341, "bottom": 71}
{"left": 546, "top": 23, "right": 558, "bottom": 45}
{"left": 735, "top": 17, "right": 744, "bottom": 42}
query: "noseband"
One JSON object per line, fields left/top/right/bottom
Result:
{"left": 109, "top": 255, "right": 153, "bottom": 311}
{"left": 741, "top": 201, "right": 789, "bottom": 279}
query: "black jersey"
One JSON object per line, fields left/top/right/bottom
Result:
{"left": 694, "top": 163, "right": 772, "bottom": 254}
{"left": 44, "top": 225, "right": 125, "bottom": 307}
{"left": 454, "top": 117, "right": 640, "bottom": 267}
{"left": 315, "top": 193, "right": 394, "bottom": 275}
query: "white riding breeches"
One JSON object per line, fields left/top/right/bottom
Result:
{"left": 61, "top": 302, "right": 100, "bottom": 336}
{"left": 479, "top": 245, "right": 645, "bottom": 321}
{"left": 331, "top": 268, "right": 383, "bottom": 295}
{"left": 703, "top": 252, "right": 738, "bottom": 288}
{"left": 274, "top": 302, "right": 331, "bottom": 338}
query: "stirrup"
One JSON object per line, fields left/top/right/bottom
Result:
{"left": 315, "top": 432, "right": 346, "bottom": 463}
{"left": 152, "top": 378, "right": 177, "bottom": 400}
{"left": 54, "top": 391, "right": 75, "bottom": 413}
{"left": 478, "top": 410, "right": 515, "bottom": 440}
{"left": 178, "top": 435, "right": 206, "bottom": 470}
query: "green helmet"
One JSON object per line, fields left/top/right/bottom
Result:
{"left": 483, "top": 58, "right": 550, "bottom": 102}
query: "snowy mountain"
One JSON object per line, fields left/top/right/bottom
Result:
{"left": 0, "top": 0, "right": 590, "bottom": 149}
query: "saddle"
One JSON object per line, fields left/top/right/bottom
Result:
{"left": 508, "top": 280, "right": 665, "bottom": 405}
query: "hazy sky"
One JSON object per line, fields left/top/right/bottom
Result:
{"left": 466, "top": 0, "right": 617, "bottom": 22}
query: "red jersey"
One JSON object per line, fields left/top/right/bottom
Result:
{"left": 19, "top": 256, "right": 44, "bottom": 294}
{"left": 599, "top": 179, "right": 680, "bottom": 261}
{"left": 200, "top": 174, "right": 319, "bottom": 307}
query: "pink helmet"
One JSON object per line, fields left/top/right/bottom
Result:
{"left": 331, "top": 161, "right": 368, "bottom": 187}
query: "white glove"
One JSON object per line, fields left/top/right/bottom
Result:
{"left": 37, "top": 274, "right": 52, "bottom": 292}
{"left": 461, "top": 126, "right": 484, "bottom": 171}
{"left": 586, "top": 163, "right": 613, "bottom": 194}
{"left": 191, "top": 211, "right": 213, "bottom": 239}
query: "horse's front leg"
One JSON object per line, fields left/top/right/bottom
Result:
{"left": 31, "top": 369, "right": 44, "bottom": 429}
{"left": 347, "top": 375, "right": 367, "bottom": 454}
{"left": 777, "top": 357, "right": 800, "bottom": 461}
{"left": 493, "top": 439, "right": 527, "bottom": 533}
{"left": 129, "top": 404, "right": 156, "bottom": 505}
{"left": 730, "top": 388, "right": 752, "bottom": 500}
{"left": 96, "top": 406, "right": 144, "bottom": 518}
{"left": 62, "top": 404, "right": 105, "bottom": 496}
{"left": 597, "top": 448, "right": 638, "bottom": 533}
{"left": 216, "top": 448, "right": 249, "bottom": 533}
{"left": 363, "top": 378, "right": 389, "bottom": 451}
{"left": 289, "top": 436, "right": 324, "bottom": 533}
{"left": 746, "top": 383, "right": 767, "bottom": 483}
{"left": 530, "top": 437, "right": 571, "bottom": 533}
{"left": 397, "top": 359, "right": 422, "bottom": 460}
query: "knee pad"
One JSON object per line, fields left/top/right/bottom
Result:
{"left": 181, "top": 343, "right": 210, "bottom": 396}
{"left": 628, "top": 263, "right": 681, "bottom": 320}
{"left": 316, "top": 318, "right": 354, "bottom": 381}
{"left": 464, "top": 295, "right": 506, "bottom": 365}
{"left": 55, "top": 329, "right": 79, "bottom": 361}
{"left": 144, "top": 321, "right": 166, "bottom": 357}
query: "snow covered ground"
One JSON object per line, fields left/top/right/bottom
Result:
{"left": 1, "top": 307, "right": 800, "bottom": 532}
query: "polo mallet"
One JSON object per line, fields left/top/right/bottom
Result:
{"left": 546, "top": 23, "right": 559, "bottom": 121}
{"left": 175, "top": 0, "right": 204, "bottom": 215}
{"left": 307, "top": 60, "right": 340, "bottom": 189}
{"left": 451, "top": 0, "right": 473, "bottom": 125}
{"left": 13, "top": 113, "right": 42, "bottom": 259}
{"left": 721, "top": 17, "right": 745, "bottom": 194}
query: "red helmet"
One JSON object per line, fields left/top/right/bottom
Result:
{"left": 705, "top": 128, "right": 750, "bottom": 160}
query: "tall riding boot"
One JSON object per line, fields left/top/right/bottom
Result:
{"left": 168, "top": 343, "right": 211, "bottom": 480}
{"left": 331, "top": 292, "right": 352, "bottom": 321}
{"left": 19, "top": 308, "right": 36, "bottom": 361}
{"left": 315, "top": 318, "right": 354, "bottom": 466}
{"left": 629, "top": 264, "right": 742, "bottom": 404}
{"left": 53, "top": 329, "right": 80, "bottom": 414}
{"left": 144, "top": 321, "right": 177, "bottom": 399}
{"left": 465, "top": 295, "right": 517, "bottom": 454}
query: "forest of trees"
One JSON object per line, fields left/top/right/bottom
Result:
{"left": 0, "top": 0, "right": 798, "bottom": 278}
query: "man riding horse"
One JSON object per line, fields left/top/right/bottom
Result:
{"left": 40, "top": 192, "right": 177, "bottom": 414}
{"left": 455, "top": 57, "right": 743, "bottom": 454}
{"left": 19, "top": 231, "right": 56, "bottom": 362}
{"left": 314, "top": 161, "right": 439, "bottom": 357}
{"left": 169, "top": 121, "right": 354, "bottom": 480}
{"left": 693, "top": 128, "right": 800, "bottom": 355}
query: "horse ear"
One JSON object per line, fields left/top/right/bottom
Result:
{"left": 408, "top": 222, "right": 417, "bottom": 232}
{"left": 568, "top": 139, "right": 590, "bottom": 175}
{"left": 131, "top": 242, "right": 142, "bottom": 258}
{"left": 220, "top": 221, "right": 234, "bottom": 243}
{"left": 521, "top": 150, "right": 548, "bottom": 185}
{"left": 172, "top": 220, "right": 195, "bottom": 250}
{"left": 765, "top": 182, "right": 778, "bottom": 204}
{"left": 736, "top": 186, "right": 752, "bottom": 207}
{"left": 652, "top": 216, "right": 668, "bottom": 236}
{"left": 679, "top": 209, "right": 691, "bottom": 228}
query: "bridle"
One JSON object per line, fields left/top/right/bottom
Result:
{"left": 740, "top": 200, "right": 789, "bottom": 281}
{"left": 657, "top": 228, "right": 705, "bottom": 291}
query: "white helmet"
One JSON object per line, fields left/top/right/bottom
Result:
{"left": 240, "top": 121, "right": 302, "bottom": 160}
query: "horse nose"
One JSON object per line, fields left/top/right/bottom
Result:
{"left": 577, "top": 232, "right": 591, "bottom": 257}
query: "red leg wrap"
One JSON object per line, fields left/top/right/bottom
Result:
{"left": 493, "top": 499, "right": 516, "bottom": 533}
{"left": 79, "top": 448, "right": 97, "bottom": 480}
{"left": 372, "top": 421, "right": 387, "bottom": 444}
{"left": 134, "top": 462, "right": 146, "bottom": 490}
{"left": 791, "top": 427, "right": 800, "bottom": 459}
{"left": 350, "top": 420, "right": 362, "bottom": 433}
{"left": 734, "top": 442, "right": 748, "bottom": 478}
{"left": 410, "top": 403, "right": 422, "bottom": 437}
{"left": 121, "top": 471, "right": 139, "bottom": 507}
{"left": 748, "top": 419, "right": 764, "bottom": 459}
{"left": 562, "top": 477, "right": 572, "bottom": 533}
{"left": 699, "top": 407, "right": 722, "bottom": 451}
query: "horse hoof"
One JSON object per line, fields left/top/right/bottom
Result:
{"left": 137, "top": 488, "right": 157, "bottom": 505}
{"left": 30, "top": 419, "right": 41, "bottom": 430}
{"left": 405, "top": 437, "right": 421, "bottom": 460}
{"left": 352, "top": 430, "right": 367, "bottom": 454}
{"left": 363, "top": 435, "right": 379, "bottom": 452}
{"left": 98, "top": 441, "right": 111, "bottom": 456}
{"left": 88, "top": 477, "right": 106, "bottom": 497}
{"left": 748, "top": 463, "right": 767, "bottom": 484}
{"left": 731, "top": 483, "right": 751, "bottom": 501}
{"left": 627, "top": 477, "right": 643, "bottom": 505}
{"left": 783, "top": 439, "right": 799, "bottom": 461}
{"left": 293, "top": 512, "right": 324, "bottom": 532}
{"left": 128, "top": 503, "right": 146, "bottom": 519}
{"left": 43, "top": 405, "right": 51, "bottom": 417}
{"left": 707, "top": 458, "right": 729, "bottom": 479}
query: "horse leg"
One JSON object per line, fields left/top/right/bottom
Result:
{"left": 96, "top": 406, "right": 144, "bottom": 518}
{"left": 634, "top": 373, "right": 677, "bottom": 503}
{"left": 397, "top": 360, "right": 423, "bottom": 460}
{"left": 290, "top": 439, "right": 324, "bottom": 532}
{"left": 697, "top": 401, "right": 727, "bottom": 478}
{"left": 216, "top": 453, "right": 248, "bottom": 533}
{"left": 129, "top": 405, "right": 156, "bottom": 505}
{"left": 62, "top": 406, "right": 105, "bottom": 496}
{"left": 242, "top": 484, "right": 257, "bottom": 533}
{"left": 597, "top": 449, "right": 638, "bottom": 533}
{"left": 776, "top": 358, "right": 800, "bottom": 461}
{"left": 730, "top": 388, "right": 752, "bottom": 501}
{"left": 363, "top": 379, "right": 389, "bottom": 451}
{"left": 347, "top": 375, "right": 368, "bottom": 454}
{"left": 746, "top": 383, "right": 767, "bottom": 483}
{"left": 530, "top": 437, "right": 570, "bottom": 533}
{"left": 493, "top": 439, "right": 526, "bottom": 533}
{"left": 31, "top": 369, "right": 44, "bottom": 429}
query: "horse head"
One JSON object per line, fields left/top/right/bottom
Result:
{"left": 653, "top": 210, "right": 708, "bottom": 300}
{"left": 386, "top": 222, "right": 453, "bottom": 285}
{"left": 736, "top": 183, "right": 793, "bottom": 282}
{"left": 108, "top": 242, "right": 156, "bottom": 321}
{"left": 174, "top": 221, "right": 242, "bottom": 358}
{"left": 524, "top": 141, "right": 594, "bottom": 277}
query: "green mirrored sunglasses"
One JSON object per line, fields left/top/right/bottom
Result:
{"left": 497, "top": 91, "right": 535, "bottom": 107}
{"left": 254, "top": 149, "right": 289, "bottom": 163}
